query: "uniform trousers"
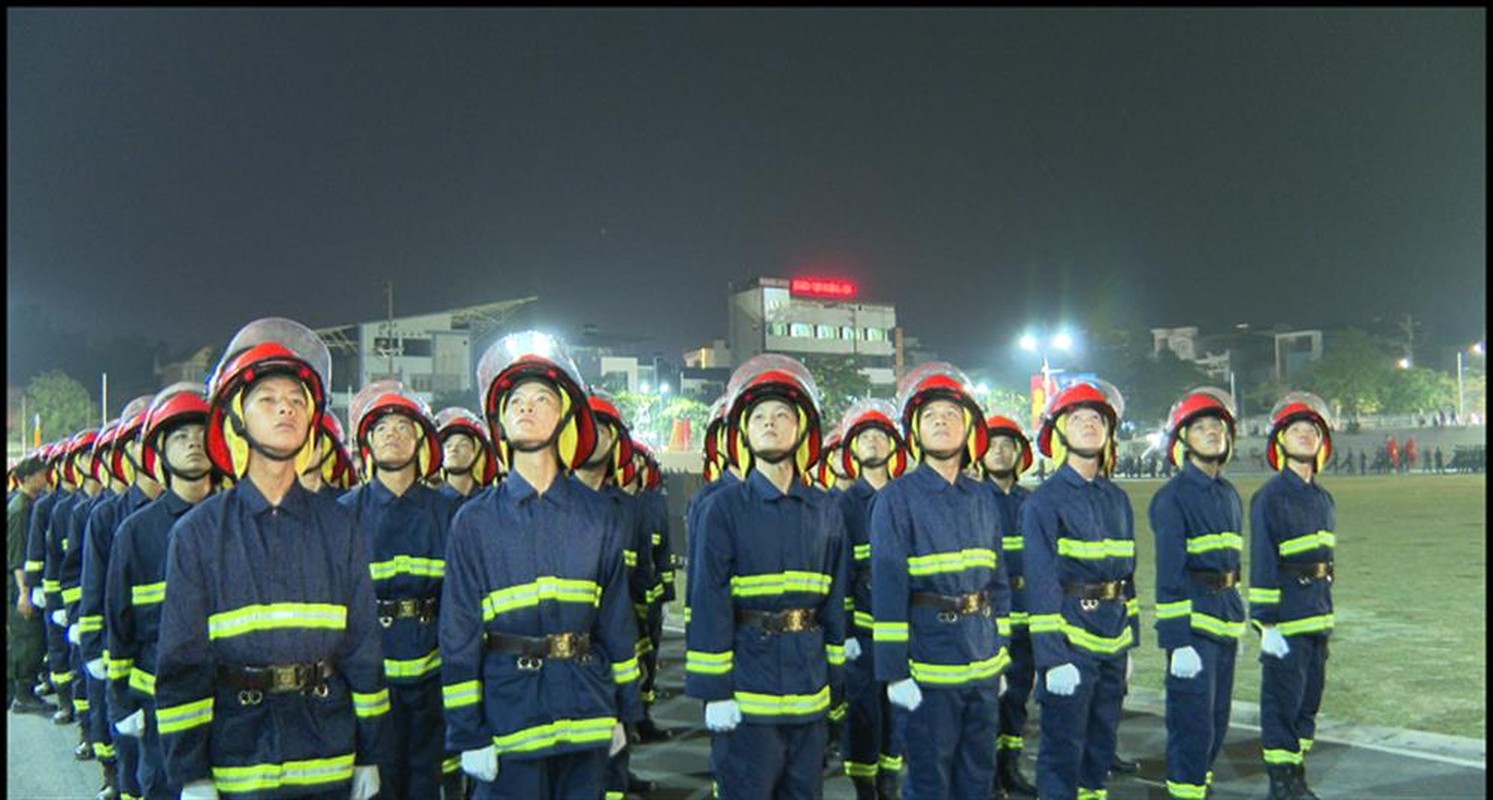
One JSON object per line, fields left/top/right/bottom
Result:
{"left": 996, "top": 633, "right": 1035, "bottom": 752}
{"left": 898, "top": 680, "right": 999, "bottom": 800}
{"left": 1164, "top": 636, "right": 1237, "bottom": 798}
{"left": 378, "top": 678, "right": 446, "bottom": 799}
{"left": 1260, "top": 633, "right": 1327, "bottom": 765}
{"left": 1035, "top": 654, "right": 1127, "bottom": 800}
{"left": 471, "top": 747, "right": 607, "bottom": 800}
{"left": 843, "top": 642, "right": 903, "bottom": 779}
{"left": 710, "top": 720, "right": 827, "bottom": 800}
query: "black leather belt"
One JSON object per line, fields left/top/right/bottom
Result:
{"left": 853, "top": 565, "right": 872, "bottom": 589}
{"left": 218, "top": 660, "right": 335, "bottom": 702}
{"left": 911, "top": 590, "right": 991, "bottom": 617}
{"left": 1062, "top": 579, "right": 1131, "bottom": 601}
{"left": 1278, "top": 561, "right": 1334, "bottom": 583}
{"left": 376, "top": 597, "right": 439, "bottom": 626}
{"left": 1010, "top": 575, "right": 1026, "bottom": 591}
{"left": 1189, "top": 570, "right": 1241, "bottom": 591}
{"left": 485, "top": 631, "right": 591, "bottom": 661}
{"left": 735, "top": 608, "right": 819, "bottom": 633}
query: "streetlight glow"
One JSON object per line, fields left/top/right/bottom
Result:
{"left": 660, "top": 382, "right": 671, "bottom": 395}
{"left": 639, "top": 382, "right": 651, "bottom": 394}
{"left": 1052, "top": 332, "right": 1074, "bottom": 352}
{"left": 1018, "top": 334, "right": 1038, "bottom": 352}
{"left": 1396, "top": 357, "right": 1412, "bottom": 370}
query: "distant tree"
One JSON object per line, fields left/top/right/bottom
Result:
{"left": 26, "top": 370, "right": 100, "bottom": 443}
{"left": 798, "top": 355, "right": 874, "bottom": 430}
{"left": 1380, "top": 367, "right": 1457, "bottom": 416}
{"left": 1298, "top": 328, "right": 1394, "bottom": 423}
{"left": 1104, "top": 347, "right": 1212, "bottom": 432}
{"left": 615, "top": 391, "right": 708, "bottom": 451}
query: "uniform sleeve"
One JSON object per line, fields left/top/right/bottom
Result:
{"left": 821, "top": 503, "right": 849, "bottom": 705}
{"left": 23, "top": 496, "right": 49, "bottom": 588}
{"left": 335, "top": 514, "right": 389, "bottom": 766}
{"left": 595, "top": 515, "right": 644, "bottom": 723}
{"left": 1123, "top": 492, "right": 1141, "bottom": 650}
{"left": 683, "top": 499, "right": 736, "bottom": 701}
{"left": 652, "top": 495, "right": 676, "bottom": 604}
{"left": 985, "top": 493, "right": 1013, "bottom": 656}
{"left": 1248, "top": 489, "right": 1281, "bottom": 630}
{"left": 43, "top": 503, "right": 65, "bottom": 614}
{"left": 439, "top": 517, "right": 490, "bottom": 752}
{"left": 1021, "top": 498, "right": 1078, "bottom": 670}
{"left": 6, "top": 497, "right": 25, "bottom": 573}
{"left": 104, "top": 523, "right": 140, "bottom": 721}
{"left": 156, "top": 518, "right": 218, "bottom": 786}
{"left": 1150, "top": 489, "right": 1192, "bottom": 650}
{"left": 79, "top": 504, "right": 114, "bottom": 662}
{"left": 870, "top": 490, "right": 911, "bottom": 683}
{"left": 61, "top": 504, "right": 91, "bottom": 620}
{"left": 627, "top": 502, "right": 656, "bottom": 617}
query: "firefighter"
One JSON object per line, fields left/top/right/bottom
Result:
{"left": 1022, "top": 378, "right": 1139, "bottom": 800}
{"left": 1250, "top": 392, "right": 1337, "bottom": 800}
{"left": 1149, "top": 388, "right": 1246, "bottom": 800}
{"left": 433, "top": 407, "right": 500, "bottom": 507}
{"left": 9, "top": 453, "right": 51, "bottom": 714}
{"left": 299, "top": 410, "right": 356, "bottom": 498}
{"left": 81, "top": 396, "right": 163, "bottom": 800}
{"left": 29, "top": 440, "right": 72, "bottom": 713}
{"left": 106, "top": 382, "right": 217, "bottom": 800}
{"left": 45, "top": 432, "right": 93, "bottom": 732}
{"left": 685, "top": 354, "right": 848, "bottom": 799}
{"left": 871, "top": 363, "right": 1012, "bottom": 800}
{"left": 982, "top": 414, "right": 1038, "bottom": 800}
{"left": 629, "top": 440, "right": 678, "bottom": 744}
{"left": 837, "top": 398, "right": 910, "bottom": 800}
{"left": 60, "top": 426, "right": 109, "bottom": 759}
{"left": 154, "top": 317, "right": 388, "bottom": 800}
{"left": 683, "top": 394, "right": 735, "bottom": 628}
{"left": 440, "top": 331, "right": 641, "bottom": 799}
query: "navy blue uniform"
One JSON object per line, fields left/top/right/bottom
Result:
{"left": 639, "top": 489, "right": 672, "bottom": 711}
{"left": 64, "top": 489, "right": 111, "bottom": 740}
{"left": 683, "top": 470, "right": 740, "bottom": 626}
{"left": 437, "top": 483, "right": 482, "bottom": 510}
{"left": 1249, "top": 469, "right": 1335, "bottom": 770}
{"left": 988, "top": 479, "right": 1036, "bottom": 758}
{"left": 340, "top": 480, "right": 455, "bottom": 799}
{"left": 41, "top": 489, "right": 77, "bottom": 695}
{"left": 686, "top": 470, "right": 848, "bottom": 800}
{"left": 1021, "top": 464, "right": 1139, "bottom": 800}
{"left": 1150, "top": 463, "right": 1246, "bottom": 799}
{"left": 107, "top": 491, "right": 199, "bottom": 799}
{"left": 870, "top": 464, "right": 1011, "bottom": 800}
{"left": 155, "top": 479, "right": 390, "bottom": 798}
{"left": 440, "top": 472, "right": 643, "bottom": 800}
{"left": 21, "top": 488, "right": 53, "bottom": 592}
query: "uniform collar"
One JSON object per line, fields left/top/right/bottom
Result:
{"left": 366, "top": 476, "right": 406, "bottom": 505}
{"left": 502, "top": 469, "right": 573, "bottom": 507}
{"left": 909, "top": 461, "right": 971, "bottom": 493}
{"left": 746, "top": 467, "right": 808, "bottom": 502}
{"left": 1055, "top": 463, "right": 1093, "bottom": 488}
{"left": 1279, "top": 466, "right": 1315, "bottom": 490}
{"left": 161, "top": 489, "right": 195, "bottom": 516}
{"left": 1180, "top": 460, "right": 1226, "bottom": 488}
{"left": 236, "top": 476, "right": 313, "bottom": 519}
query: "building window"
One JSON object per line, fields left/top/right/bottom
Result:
{"left": 841, "top": 326, "right": 857, "bottom": 341}
{"left": 816, "top": 324, "right": 836, "bottom": 339}
{"left": 864, "top": 327, "right": 887, "bottom": 342}
{"left": 790, "top": 322, "right": 813, "bottom": 338}
{"left": 768, "top": 322, "right": 789, "bottom": 337}
{"left": 410, "top": 375, "right": 432, "bottom": 392}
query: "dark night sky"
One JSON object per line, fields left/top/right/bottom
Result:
{"left": 7, "top": 8, "right": 1486, "bottom": 382}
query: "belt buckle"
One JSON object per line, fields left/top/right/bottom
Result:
{"left": 272, "top": 666, "right": 301, "bottom": 693}
{"left": 397, "top": 599, "right": 419, "bottom": 618}
{"left": 1297, "top": 574, "right": 1314, "bottom": 586}
{"left": 1079, "top": 598, "right": 1100, "bottom": 612}
{"left": 957, "top": 593, "right": 982, "bottom": 615}
{"left": 237, "top": 689, "right": 263, "bottom": 706}
{"left": 787, "top": 609, "right": 813, "bottom": 632}
{"left": 549, "top": 634, "right": 574, "bottom": 660}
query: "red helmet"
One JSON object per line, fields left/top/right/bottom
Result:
{"left": 816, "top": 431, "right": 845, "bottom": 488}
{"left": 701, "top": 394, "right": 730, "bottom": 482}
{"left": 840, "top": 398, "right": 910, "bottom": 479}
{"left": 140, "top": 382, "right": 212, "bottom": 484}
{"left": 1267, "top": 391, "right": 1333, "bottom": 471}
{"left": 1036, "top": 378, "right": 1125, "bottom": 459}
{"left": 632, "top": 441, "right": 663, "bottom": 490}
{"left": 478, "top": 331, "right": 597, "bottom": 472}
{"left": 724, "top": 354, "right": 823, "bottom": 479}
{"left": 64, "top": 428, "right": 101, "bottom": 485}
{"left": 1165, "top": 387, "right": 1237, "bottom": 467}
{"left": 435, "top": 406, "right": 500, "bottom": 486}
{"left": 587, "top": 390, "right": 636, "bottom": 483}
{"left": 91, "top": 420, "right": 121, "bottom": 484}
{"left": 984, "top": 414, "right": 1035, "bottom": 476}
{"left": 206, "top": 318, "right": 331, "bottom": 478}
{"left": 896, "top": 362, "right": 987, "bottom": 466}
{"left": 109, "top": 395, "right": 156, "bottom": 485}
{"left": 313, "top": 410, "right": 358, "bottom": 489}
{"left": 350, "top": 380, "right": 442, "bottom": 480}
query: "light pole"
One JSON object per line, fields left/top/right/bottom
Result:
{"left": 1457, "top": 342, "right": 1484, "bottom": 422}
{"left": 1018, "top": 331, "right": 1074, "bottom": 426}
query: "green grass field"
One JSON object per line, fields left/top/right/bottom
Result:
{"left": 671, "top": 473, "right": 1487, "bottom": 738}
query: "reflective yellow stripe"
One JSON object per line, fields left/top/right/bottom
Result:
{"left": 826, "top": 643, "right": 845, "bottom": 666}
{"left": 845, "top": 761, "right": 878, "bottom": 778}
{"left": 493, "top": 716, "right": 616, "bottom": 755}
{"left": 94, "top": 742, "right": 116, "bottom": 759}
{"left": 129, "top": 667, "right": 156, "bottom": 696}
{"left": 997, "top": 734, "right": 1025, "bottom": 750}
{"left": 43, "top": 579, "right": 61, "bottom": 593}
{"left": 1187, "top": 532, "right": 1242, "bottom": 554}
{"left": 907, "top": 548, "right": 996, "bottom": 576}
{"left": 74, "top": 697, "right": 92, "bottom": 713}
{"left": 78, "top": 614, "right": 103, "bottom": 633}
{"left": 623, "top": 550, "right": 638, "bottom": 568}
{"left": 442, "top": 680, "right": 481, "bottom": 709}
{"left": 1009, "top": 611, "right": 1029, "bottom": 629}
{"left": 729, "top": 571, "right": 831, "bottom": 597}
{"left": 1248, "top": 587, "right": 1281, "bottom": 604}
{"left": 384, "top": 649, "right": 442, "bottom": 679}
{"left": 613, "top": 657, "right": 641, "bottom": 684}
{"left": 853, "top": 610, "right": 875, "bottom": 630}
{"left": 62, "top": 586, "right": 82, "bottom": 605}
{"left": 352, "top": 689, "right": 390, "bottom": 719}
{"left": 1167, "top": 779, "right": 1207, "bottom": 798}
{"left": 157, "top": 696, "right": 213, "bottom": 734}
{"left": 105, "top": 655, "right": 134, "bottom": 681}
{"left": 1126, "top": 598, "right": 1140, "bottom": 617}
{"left": 212, "top": 753, "right": 355, "bottom": 794}
{"left": 879, "top": 754, "right": 904, "bottom": 772}
{"left": 873, "top": 621, "right": 908, "bottom": 643}
{"left": 442, "top": 755, "right": 460, "bottom": 775}
{"left": 1191, "top": 612, "right": 1247, "bottom": 639}
{"left": 1277, "top": 614, "right": 1334, "bottom": 636}
{"left": 686, "top": 649, "right": 733, "bottom": 675}
{"left": 651, "top": 533, "right": 663, "bottom": 547}
{"left": 24, "top": 559, "right": 44, "bottom": 572}
{"left": 1028, "top": 613, "right": 1062, "bottom": 634}
{"left": 1077, "top": 789, "right": 1109, "bottom": 800}
{"left": 1263, "top": 748, "right": 1304, "bottom": 765}
{"left": 132, "top": 582, "right": 166, "bottom": 606}
{"left": 207, "top": 603, "right": 347, "bottom": 640}
{"left": 1056, "top": 538, "right": 1134, "bottom": 560}
{"left": 1002, "top": 536, "right": 1024, "bottom": 552}
{"left": 909, "top": 649, "right": 1010, "bottom": 686}
{"left": 735, "top": 686, "right": 831, "bottom": 717}
{"left": 368, "top": 555, "right": 445, "bottom": 581}
{"left": 1061, "top": 623, "right": 1134, "bottom": 654}
{"left": 1156, "top": 600, "right": 1192, "bottom": 620}
{"left": 853, "top": 544, "right": 871, "bottom": 561}
{"left": 482, "top": 577, "right": 601, "bottom": 620}
{"left": 1278, "top": 530, "right": 1335, "bottom": 557}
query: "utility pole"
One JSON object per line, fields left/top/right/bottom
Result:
{"left": 384, "top": 281, "right": 395, "bottom": 378}
{"left": 1398, "top": 313, "right": 1418, "bottom": 364}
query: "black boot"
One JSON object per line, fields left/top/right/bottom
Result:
{"left": 1109, "top": 753, "right": 1140, "bottom": 775}
{"left": 440, "top": 770, "right": 466, "bottom": 800}
{"left": 633, "top": 716, "right": 675, "bottom": 743}
{"left": 876, "top": 769, "right": 902, "bottom": 800}
{"left": 996, "top": 749, "right": 1038, "bottom": 797}
{"left": 51, "top": 692, "right": 75, "bottom": 725}
{"left": 849, "top": 775, "right": 877, "bottom": 800}
{"left": 1265, "top": 764, "right": 1297, "bottom": 800}
{"left": 95, "top": 760, "right": 120, "bottom": 800}
{"left": 74, "top": 737, "right": 94, "bottom": 761}
{"left": 1287, "top": 763, "right": 1319, "bottom": 799}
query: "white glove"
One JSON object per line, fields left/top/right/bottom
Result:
{"left": 349, "top": 765, "right": 380, "bottom": 800}
{"left": 843, "top": 637, "right": 862, "bottom": 662}
{"left": 886, "top": 677, "right": 923, "bottom": 711}
{"left": 705, "top": 699, "right": 742, "bottom": 732}
{"left": 461, "top": 745, "right": 498, "bottom": 782}
{"left": 114, "top": 709, "right": 146, "bottom": 738}
{"left": 1169, "top": 646, "right": 1203, "bottom": 679}
{"left": 67, "top": 623, "right": 80, "bottom": 645}
{"left": 86, "top": 658, "right": 106, "bottom": 680}
{"left": 51, "top": 609, "right": 66, "bottom": 627}
{"left": 1045, "top": 663, "right": 1081, "bottom": 696}
{"left": 1260, "top": 627, "right": 1291, "bottom": 658}
{"left": 998, "top": 674, "right": 1008, "bottom": 696}
{"left": 180, "top": 778, "right": 219, "bottom": 799}
{"left": 1125, "top": 652, "right": 1134, "bottom": 683}
{"left": 609, "top": 722, "right": 628, "bottom": 756}
{"left": 31, "top": 588, "right": 46, "bottom": 608}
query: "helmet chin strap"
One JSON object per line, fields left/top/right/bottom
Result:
{"left": 750, "top": 446, "right": 795, "bottom": 465}
{"left": 374, "top": 454, "right": 418, "bottom": 474}
{"left": 443, "top": 462, "right": 473, "bottom": 476}
{"left": 163, "top": 452, "right": 212, "bottom": 483}
{"left": 228, "top": 405, "right": 303, "bottom": 463}
{"left": 858, "top": 454, "right": 890, "bottom": 469}
{"left": 988, "top": 467, "right": 1016, "bottom": 481}
{"left": 1056, "top": 430, "right": 1103, "bottom": 460}
{"left": 920, "top": 443, "right": 964, "bottom": 462}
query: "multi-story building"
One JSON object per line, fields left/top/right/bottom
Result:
{"left": 724, "top": 276, "right": 899, "bottom": 386}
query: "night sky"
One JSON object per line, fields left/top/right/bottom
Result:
{"left": 8, "top": 8, "right": 1485, "bottom": 380}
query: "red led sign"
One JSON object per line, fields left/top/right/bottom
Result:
{"left": 789, "top": 277, "right": 858, "bottom": 299}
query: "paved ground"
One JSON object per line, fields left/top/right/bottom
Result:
{"left": 9, "top": 626, "right": 1485, "bottom": 799}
